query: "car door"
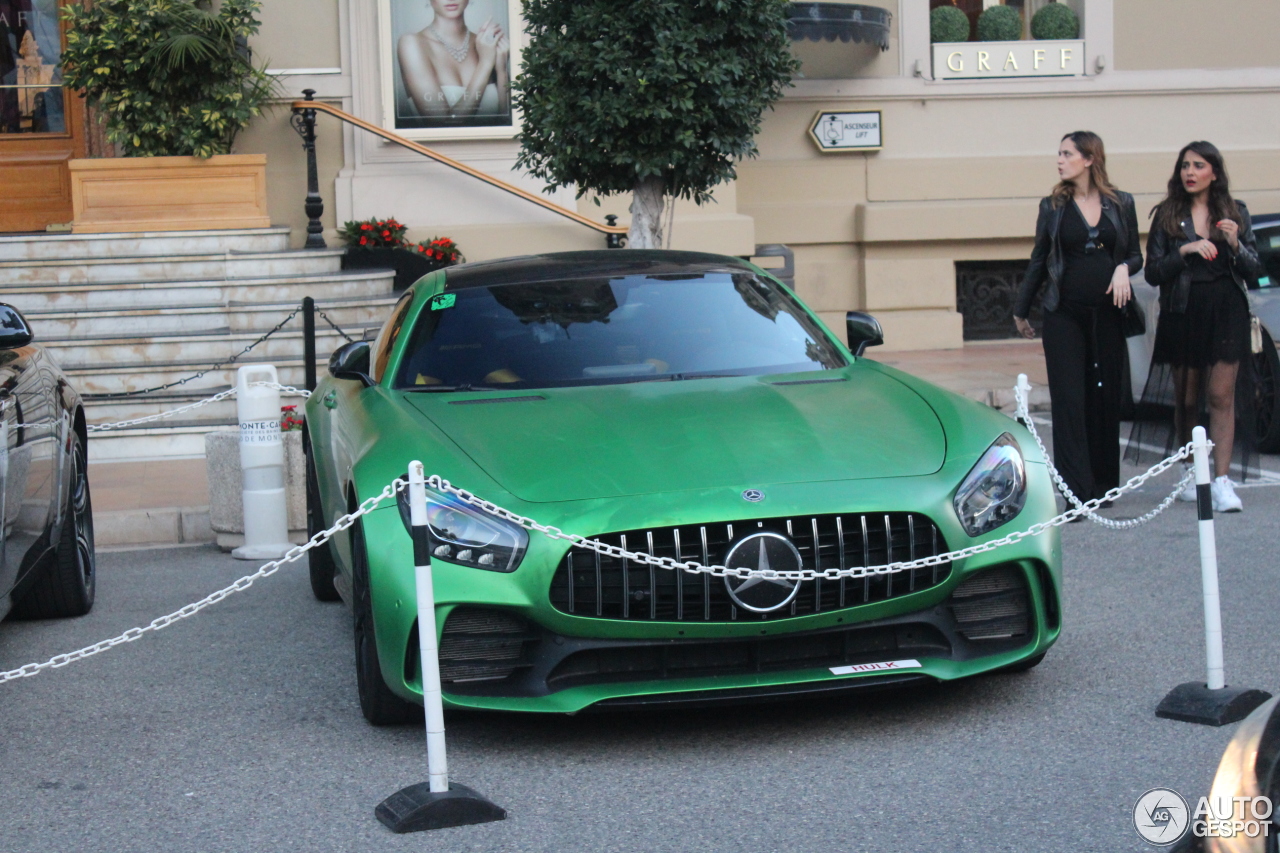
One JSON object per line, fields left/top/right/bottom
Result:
{"left": 0, "top": 344, "right": 44, "bottom": 607}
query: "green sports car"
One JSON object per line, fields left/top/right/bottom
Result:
{"left": 304, "top": 250, "right": 1061, "bottom": 723}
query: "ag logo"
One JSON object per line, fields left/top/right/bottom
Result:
{"left": 1133, "top": 788, "right": 1190, "bottom": 846}
{"left": 722, "top": 532, "right": 802, "bottom": 613}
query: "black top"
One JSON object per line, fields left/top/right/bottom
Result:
{"left": 1187, "top": 237, "right": 1233, "bottom": 283}
{"left": 1059, "top": 202, "right": 1118, "bottom": 306}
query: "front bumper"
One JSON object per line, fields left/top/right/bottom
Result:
{"left": 360, "top": 461, "right": 1062, "bottom": 714}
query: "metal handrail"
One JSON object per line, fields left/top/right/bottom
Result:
{"left": 289, "top": 91, "right": 627, "bottom": 247}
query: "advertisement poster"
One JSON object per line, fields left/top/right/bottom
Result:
{"left": 384, "top": 0, "right": 517, "bottom": 138}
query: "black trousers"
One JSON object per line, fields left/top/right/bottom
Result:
{"left": 1042, "top": 301, "right": 1126, "bottom": 501}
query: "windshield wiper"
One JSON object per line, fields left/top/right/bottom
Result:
{"left": 404, "top": 383, "right": 501, "bottom": 393}
{"left": 667, "top": 372, "right": 739, "bottom": 381}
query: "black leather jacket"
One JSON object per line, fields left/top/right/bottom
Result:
{"left": 1144, "top": 200, "right": 1265, "bottom": 314}
{"left": 1014, "top": 191, "right": 1143, "bottom": 318}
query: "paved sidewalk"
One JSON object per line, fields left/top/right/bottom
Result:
{"left": 88, "top": 340, "right": 1050, "bottom": 548}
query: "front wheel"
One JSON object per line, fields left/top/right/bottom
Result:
{"left": 13, "top": 430, "right": 96, "bottom": 619}
{"left": 350, "top": 516, "right": 420, "bottom": 726}
{"left": 305, "top": 438, "right": 340, "bottom": 602}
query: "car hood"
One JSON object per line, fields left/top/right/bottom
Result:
{"left": 405, "top": 370, "right": 945, "bottom": 503}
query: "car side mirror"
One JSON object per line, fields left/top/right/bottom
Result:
{"left": 845, "top": 311, "right": 884, "bottom": 357}
{"left": 0, "top": 304, "right": 34, "bottom": 350}
{"left": 328, "top": 340, "right": 374, "bottom": 387}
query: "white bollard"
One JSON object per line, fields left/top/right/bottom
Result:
{"left": 374, "top": 461, "right": 504, "bottom": 833}
{"left": 231, "top": 365, "right": 293, "bottom": 560}
{"left": 1155, "top": 425, "right": 1272, "bottom": 725}
{"left": 1190, "top": 425, "right": 1226, "bottom": 691}
{"left": 408, "top": 461, "right": 449, "bottom": 793}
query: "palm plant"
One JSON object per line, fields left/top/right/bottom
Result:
{"left": 62, "top": 0, "right": 278, "bottom": 158}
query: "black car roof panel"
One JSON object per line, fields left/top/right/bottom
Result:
{"left": 440, "top": 250, "right": 755, "bottom": 290}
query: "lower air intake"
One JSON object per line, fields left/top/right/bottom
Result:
{"left": 437, "top": 608, "right": 535, "bottom": 684}
{"left": 947, "top": 564, "right": 1031, "bottom": 641}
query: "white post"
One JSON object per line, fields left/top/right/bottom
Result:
{"left": 1191, "top": 426, "right": 1226, "bottom": 691}
{"left": 408, "top": 461, "right": 448, "bottom": 793}
{"left": 231, "top": 365, "right": 292, "bottom": 560}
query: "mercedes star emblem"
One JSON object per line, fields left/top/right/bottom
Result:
{"left": 722, "top": 532, "right": 803, "bottom": 613}
{"left": 741, "top": 489, "right": 765, "bottom": 502}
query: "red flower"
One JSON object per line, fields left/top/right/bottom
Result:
{"left": 361, "top": 223, "right": 372, "bottom": 231}
{"left": 359, "top": 236, "right": 368, "bottom": 245}
{"left": 381, "top": 230, "right": 390, "bottom": 238}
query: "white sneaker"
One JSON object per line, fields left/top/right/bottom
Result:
{"left": 1211, "top": 476, "right": 1243, "bottom": 513}
{"left": 1177, "top": 464, "right": 1197, "bottom": 502}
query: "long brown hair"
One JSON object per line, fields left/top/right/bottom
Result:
{"left": 1151, "top": 140, "right": 1242, "bottom": 238}
{"left": 1049, "top": 131, "right": 1120, "bottom": 207}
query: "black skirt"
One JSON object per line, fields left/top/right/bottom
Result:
{"left": 1151, "top": 276, "right": 1251, "bottom": 368}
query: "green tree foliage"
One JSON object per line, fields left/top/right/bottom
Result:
{"left": 513, "top": 0, "right": 798, "bottom": 248}
{"left": 1031, "top": 3, "right": 1079, "bottom": 39}
{"left": 976, "top": 5, "right": 1022, "bottom": 41}
{"left": 929, "top": 5, "right": 970, "bottom": 43}
{"left": 61, "top": 0, "right": 277, "bottom": 158}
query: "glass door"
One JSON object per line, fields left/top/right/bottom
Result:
{"left": 0, "top": 0, "right": 86, "bottom": 232}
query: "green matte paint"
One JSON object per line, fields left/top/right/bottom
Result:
{"left": 305, "top": 256, "right": 1062, "bottom": 713}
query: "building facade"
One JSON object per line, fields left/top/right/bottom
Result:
{"left": 4, "top": 0, "right": 1279, "bottom": 350}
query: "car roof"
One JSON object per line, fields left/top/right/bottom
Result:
{"left": 439, "top": 250, "right": 756, "bottom": 290}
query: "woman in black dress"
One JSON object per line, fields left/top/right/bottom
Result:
{"left": 1013, "top": 131, "right": 1142, "bottom": 505}
{"left": 1130, "top": 141, "right": 1265, "bottom": 512}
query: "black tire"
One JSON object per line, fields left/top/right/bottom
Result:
{"left": 1254, "top": 326, "right": 1280, "bottom": 453}
{"left": 350, "top": 515, "right": 420, "bottom": 725}
{"left": 305, "top": 439, "right": 340, "bottom": 602}
{"left": 13, "top": 431, "right": 96, "bottom": 619}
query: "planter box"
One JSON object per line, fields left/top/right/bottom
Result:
{"left": 341, "top": 246, "right": 449, "bottom": 291}
{"left": 69, "top": 154, "right": 271, "bottom": 234}
{"left": 205, "top": 429, "right": 307, "bottom": 552}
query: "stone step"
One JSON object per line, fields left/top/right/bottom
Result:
{"left": 45, "top": 326, "right": 362, "bottom": 374}
{"left": 1, "top": 268, "right": 395, "bottom": 314}
{"left": 25, "top": 293, "right": 398, "bottom": 338}
{"left": 86, "top": 420, "right": 234, "bottom": 463}
{"left": 0, "top": 226, "right": 292, "bottom": 262}
{"left": 87, "top": 390, "right": 240, "bottom": 428}
{"left": 0, "top": 247, "right": 346, "bottom": 286}
{"left": 66, "top": 353, "right": 325, "bottom": 397}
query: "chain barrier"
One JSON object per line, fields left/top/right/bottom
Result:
{"left": 83, "top": 306, "right": 305, "bottom": 400}
{"left": 0, "top": 479, "right": 404, "bottom": 684}
{"left": 316, "top": 306, "right": 355, "bottom": 343}
{"left": 86, "top": 382, "right": 311, "bottom": 433}
{"left": 1013, "top": 379, "right": 1195, "bottom": 530}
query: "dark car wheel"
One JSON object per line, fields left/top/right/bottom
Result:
{"left": 304, "top": 439, "right": 340, "bottom": 602}
{"left": 13, "top": 431, "right": 96, "bottom": 619}
{"left": 350, "top": 515, "right": 420, "bottom": 725}
{"left": 1254, "top": 326, "right": 1280, "bottom": 453}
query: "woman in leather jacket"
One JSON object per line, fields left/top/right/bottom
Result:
{"left": 1128, "top": 141, "right": 1265, "bottom": 512}
{"left": 1013, "top": 131, "right": 1142, "bottom": 507}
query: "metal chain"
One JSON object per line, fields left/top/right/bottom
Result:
{"left": 424, "top": 438, "right": 1195, "bottom": 583}
{"left": 83, "top": 306, "right": 303, "bottom": 399}
{"left": 0, "top": 479, "right": 404, "bottom": 684}
{"left": 1014, "top": 381, "right": 1195, "bottom": 529}
{"left": 316, "top": 307, "right": 355, "bottom": 343}
{"left": 87, "top": 382, "right": 310, "bottom": 433}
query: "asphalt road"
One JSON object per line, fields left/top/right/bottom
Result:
{"left": 2, "top": 443, "right": 1279, "bottom": 852}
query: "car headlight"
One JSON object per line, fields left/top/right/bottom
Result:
{"left": 398, "top": 487, "right": 528, "bottom": 572}
{"left": 953, "top": 433, "right": 1027, "bottom": 538}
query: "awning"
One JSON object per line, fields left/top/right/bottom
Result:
{"left": 787, "top": 3, "right": 892, "bottom": 50}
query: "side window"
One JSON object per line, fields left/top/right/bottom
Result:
{"left": 370, "top": 292, "right": 415, "bottom": 383}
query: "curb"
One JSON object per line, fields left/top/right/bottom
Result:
{"left": 93, "top": 505, "right": 214, "bottom": 551}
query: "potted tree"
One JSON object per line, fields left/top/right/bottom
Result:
{"left": 59, "top": 0, "right": 277, "bottom": 233}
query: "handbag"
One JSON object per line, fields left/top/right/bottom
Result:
{"left": 1121, "top": 298, "right": 1146, "bottom": 338}
{"left": 1251, "top": 314, "right": 1264, "bottom": 354}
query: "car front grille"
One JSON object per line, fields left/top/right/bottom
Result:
{"left": 548, "top": 512, "right": 951, "bottom": 622}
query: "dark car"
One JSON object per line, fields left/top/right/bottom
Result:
{"left": 0, "top": 303, "right": 96, "bottom": 621}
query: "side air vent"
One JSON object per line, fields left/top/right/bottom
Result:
{"left": 436, "top": 608, "right": 536, "bottom": 683}
{"left": 947, "top": 565, "right": 1031, "bottom": 641}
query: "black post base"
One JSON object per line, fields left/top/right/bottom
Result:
{"left": 376, "top": 782, "right": 505, "bottom": 833}
{"left": 1156, "top": 682, "right": 1273, "bottom": 727}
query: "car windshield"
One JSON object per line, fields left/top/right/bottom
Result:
{"left": 393, "top": 271, "right": 847, "bottom": 390}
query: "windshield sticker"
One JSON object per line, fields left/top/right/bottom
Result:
{"left": 430, "top": 293, "right": 457, "bottom": 311}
